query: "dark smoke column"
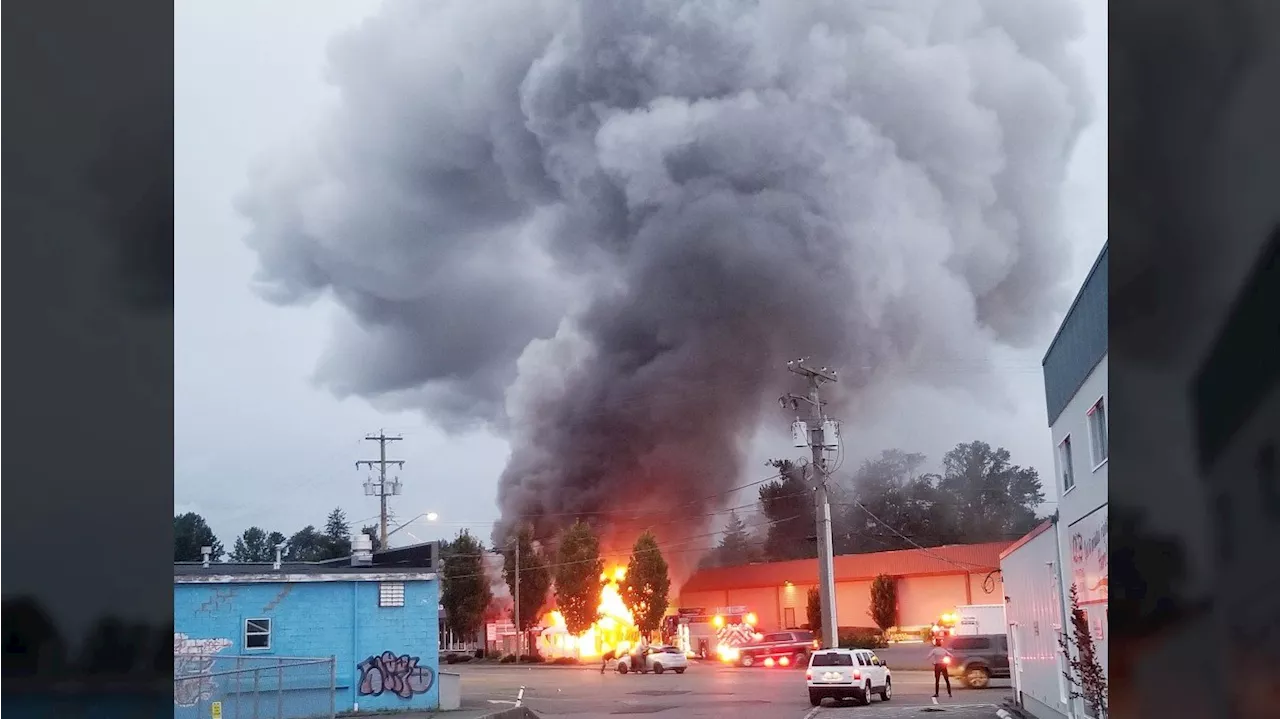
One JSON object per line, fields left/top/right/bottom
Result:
{"left": 238, "top": 0, "right": 1093, "bottom": 579}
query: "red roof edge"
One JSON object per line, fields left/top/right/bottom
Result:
{"left": 999, "top": 519, "right": 1055, "bottom": 561}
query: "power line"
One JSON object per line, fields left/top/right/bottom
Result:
{"left": 850, "top": 499, "right": 994, "bottom": 571}
{"left": 434, "top": 512, "right": 808, "bottom": 571}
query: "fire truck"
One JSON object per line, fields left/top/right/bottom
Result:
{"left": 662, "top": 606, "right": 758, "bottom": 659}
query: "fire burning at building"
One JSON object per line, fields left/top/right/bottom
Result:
{"left": 537, "top": 567, "right": 640, "bottom": 660}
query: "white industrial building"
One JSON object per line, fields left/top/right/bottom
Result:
{"left": 1002, "top": 242, "right": 1108, "bottom": 719}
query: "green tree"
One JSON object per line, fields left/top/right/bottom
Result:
{"left": 174, "top": 513, "right": 224, "bottom": 562}
{"left": 322, "top": 508, "right": 352, "bottom": 559}
{"left": 717, "top": 511, "right": 755, "bottom": 565}
{"left": 806, "top": 588, "right": 822, "bottom": 635}
{"left": 554, "top": 520, "right": 604, "bottom": 635}
{"left": 937, "top": 441, "right": 1044, "bottom": 542}
{"left": 441, "top": 531, "right": 492, "bottom": 640}
{"left": 231, "top": 527, "right": 276, "bottom": 562}
{"left": 284, "top": 525, "right": 327, "bottom": 561}
{"left": 623, "top": 531, "right": 671, "bottom": 635}
{"left": 502, "top": 524, "right": 553, "bottom": 634}
{"left": 836, "top": 450, "right": 957, "bottom": 553}
{"left": 869, "top": 574, "right": 898, "bottom": 631}
{"left": 759, "top": 459, "right": 816, "bottom": 561}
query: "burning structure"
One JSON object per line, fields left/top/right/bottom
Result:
{"left": 240, "top": 2, "right": 1093, "bottom": 581}
{"left": 537, "top": 567, "right": 637, "bottom": 660}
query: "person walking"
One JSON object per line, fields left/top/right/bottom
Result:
{"left": 926, "top": 638, "right": 954, "bottom": 698}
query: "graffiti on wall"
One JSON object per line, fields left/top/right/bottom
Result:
{"left": 357, "top": 651, "right": 435, "bottom": 699}
{"left": 173, "top": 633, "right": 232, "bottom": 706}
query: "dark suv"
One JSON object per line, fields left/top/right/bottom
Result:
{"left": 737, "top": 630, "right": 818, "bottom": 667}
{"left": 943, "top": 634, "right": 1010, "bottom": 688}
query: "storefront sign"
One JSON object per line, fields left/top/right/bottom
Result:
{"left": 1069, "top": 505, "right": 1108, "bottom": 605}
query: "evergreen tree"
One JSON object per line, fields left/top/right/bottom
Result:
{"left": 174, "top": 513, "right": 224, "bottom": 562}
{"left": 322, "top": 508, "right": 352, "bottom": 559}
{"left": 554, "top": 520, "right": 604, "bottom": 635}
{"left": 623, "top": 531, "right": 671, "bottom": 635}
{"left": 502, "top": 524, "right": 553, "bottom": 634}
{"left": 717, "top": 511, "right": 754, "bottom": 566}
{"left": 759, "top": 459, "right": 817, "bottom": 561}
{"left": 806, "top": 588, "right": 822, "bottom": 635}
{"left": 441, "top": 531, "right": 492, "bottom": 640}
{"left": 869, "top": 574, "right": 898, "bottom": 631}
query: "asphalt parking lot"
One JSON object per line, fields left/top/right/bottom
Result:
{"left": 450, "top": 662, "right": 1011, "bottom": 719}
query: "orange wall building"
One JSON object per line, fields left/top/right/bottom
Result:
{"left": 678, "top": 542, "right": 1009, "bottom": 632}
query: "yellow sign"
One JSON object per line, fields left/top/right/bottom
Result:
{"left": 211, "top": 701, "right": 223, "bottom": 719}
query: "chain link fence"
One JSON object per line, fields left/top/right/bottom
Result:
{"left": 174, "top": 654, "right": 336, "bottom": 719}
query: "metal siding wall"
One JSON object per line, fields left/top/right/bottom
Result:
{"left": 1000, "top": 531, "right": 1069, "bottom": 719}
{"left": 1043, "top": 246, "right": 1109, "bottom": 426}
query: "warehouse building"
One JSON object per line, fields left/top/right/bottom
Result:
{"left": 1002, "top": 241, "right": 1108, "bottom": 719}
{"left": 679, "top": 541, "right": 1008, "bottom": 632}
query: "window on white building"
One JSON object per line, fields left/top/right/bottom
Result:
{"left": 1059, "top": 435, "right": 1076, "bottom": 492}
{"left": 379, "top": 582, "right": 406, "bottom": 607}
{"left": 1087, "top": 397, "right": 1108, "bottom": 467}
{"left": 245, "top": 618, "right": 271, "bottom": 650}
{"left": 783, "top": 607, "right": 796, "bottom": 629}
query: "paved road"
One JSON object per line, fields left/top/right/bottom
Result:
{"left": 452, "top": 663, "right": 1011, "bottom": 718}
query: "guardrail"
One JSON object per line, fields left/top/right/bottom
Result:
{"left": 174, "top": 654, "right": 336, "bottom": 719}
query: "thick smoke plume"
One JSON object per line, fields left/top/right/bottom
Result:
{"left": 239, "top": 0, "right": 1090, "bottom": 575}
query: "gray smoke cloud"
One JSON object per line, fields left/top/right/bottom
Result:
{"left": 239, "top": 0, "right": 1091, "bottom": 571}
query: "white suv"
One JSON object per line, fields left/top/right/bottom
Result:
{"left": 805, "top": 648, "right": 892, "bottom": 707}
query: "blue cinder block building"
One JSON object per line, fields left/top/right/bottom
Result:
{"left": 174, "top": 537, "right": 440, "bottom": 717}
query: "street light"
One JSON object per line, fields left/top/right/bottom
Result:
{"left": 384, "top": 511, "right": 440, "bottom": 547}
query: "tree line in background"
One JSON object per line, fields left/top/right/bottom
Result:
{"left": 703, "top": 440, "right": 1047, "bottom": 568}
{"left": 174, "top": 508, "right": 381, "bottom": 564}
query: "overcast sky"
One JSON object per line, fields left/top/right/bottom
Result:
{"left": 175, "top": 0, "right": 1110, "bottom": 554}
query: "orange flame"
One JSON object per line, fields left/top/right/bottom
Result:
{"left": 537, "top": 566, "right": 639, "bottom": 659}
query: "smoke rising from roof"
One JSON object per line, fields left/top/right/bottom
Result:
{"left": 239, "top": 0, "right": 1091, "bottom": 571}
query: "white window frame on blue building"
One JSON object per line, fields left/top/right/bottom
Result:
{"left": 244, "top": 617, "right": 272, "bottom": 650}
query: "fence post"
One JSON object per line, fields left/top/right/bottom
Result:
{"left": 277, "top": 659, "right": 284, "bottom": 719}
{"left": 329, "top": 656, "right": 337, "bottom": 719}
{"left": 252, "top": 668, "right": 260, "bottom": 719}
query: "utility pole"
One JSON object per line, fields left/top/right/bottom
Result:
{"left": 356, "top": 431, "right": 405, "bottom": 550}
{"left": 783, "top": 359, "right": 839, "bottom": 649}
{"left": 514, "top": 539, "right": 521, "bottom": 664}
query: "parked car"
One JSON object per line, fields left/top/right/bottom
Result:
{"left": 805, "top": 648, "right": 892, "bottom": 706}
{"left": 735, "top": 630, "right": 818, "bottom": 667}
{"left": 943, "top": 633, "right": 1011, "bottom": 688}
{"left": 616, "top": 645, "right": 689, "bottom": 675}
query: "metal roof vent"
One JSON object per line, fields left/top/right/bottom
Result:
{"left": 352, "top": 533, "right": 374, "bottom": 566}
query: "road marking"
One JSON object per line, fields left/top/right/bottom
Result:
{"left": 801, "top": 707, "right": 823, "bottom": 719}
